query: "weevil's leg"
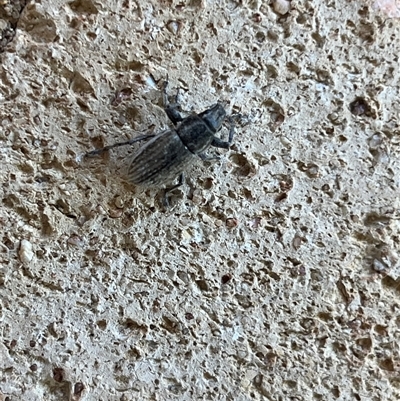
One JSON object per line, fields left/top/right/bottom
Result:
{"left": 163, "top": 80, "right": 184, "bottom": 125}
{"left": 162, "top": 173, "right": 185, "bottom": 207}
{"left": 198, "top": 152, "right": 221, "bottom": 161}
{"left": 210, "top": 117, "right": 235, "bottom": 149}
{"left": 84, "top": 134, "right": 155, "bottom": 157}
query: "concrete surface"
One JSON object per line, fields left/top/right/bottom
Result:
{"left": 1, "top": 0, "right": 400, "bottom": 400}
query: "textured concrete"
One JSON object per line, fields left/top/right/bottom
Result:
{"left": 1, "top": 1, "right": 400, "bottom": 400}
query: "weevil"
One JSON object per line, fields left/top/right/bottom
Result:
{"left": 85, "top": 81, "right": 235, "bottom": 204}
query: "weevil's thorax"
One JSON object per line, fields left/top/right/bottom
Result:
{"left": 177, "top": 103, "right": 226, "bottom": 155}
{"left": 177, "top": 116, "right": 214, "bottom": 154}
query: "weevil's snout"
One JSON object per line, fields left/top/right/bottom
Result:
{"left": 199, "top": 103, "right": 226, "bottom": 132}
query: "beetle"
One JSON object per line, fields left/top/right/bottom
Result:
{"left": 85, "top": 81, "right": 235, "bottom": 204}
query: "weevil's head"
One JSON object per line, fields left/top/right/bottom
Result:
{"left": 199, "top": 103, "right": 226, "bottom": 133}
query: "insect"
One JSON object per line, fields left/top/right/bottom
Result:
{"left": 85, "top": 81, "right": 235, "bottom": 205}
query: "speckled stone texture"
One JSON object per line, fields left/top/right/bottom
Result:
{"left": 1, "top": 0, "right": 400, "bottom": 400}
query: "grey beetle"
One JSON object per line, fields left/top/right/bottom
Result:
{"left": 85, "top": 81, "right": 235, "bottom": 204}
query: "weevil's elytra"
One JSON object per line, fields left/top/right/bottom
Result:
{"left": 127, "top": 128, "right": 194, "bottom": 186}
{"left": 85, "top": 81, "right": 235, "bottom": 202}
